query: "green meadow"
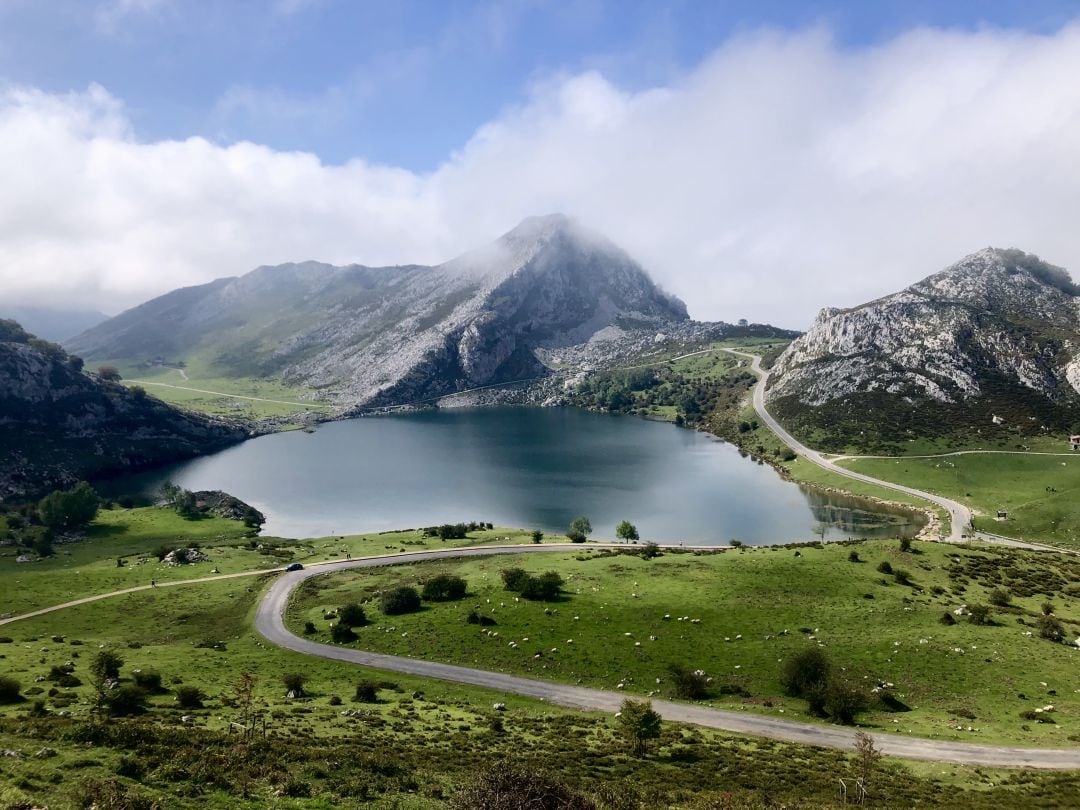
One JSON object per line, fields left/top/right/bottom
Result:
{"left": 291, "top": 541, "right": 1080, "bottom": 747}
{"left": 839, "top": 453, "right": 1080, "bottom": 548}
{"left": 1, "top": 506, "right": 1080, "bottom": 806}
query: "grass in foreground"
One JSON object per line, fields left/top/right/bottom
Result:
{"left": 1, "top": 555, "right": 1079, "bottom": 808}
{"left": 290, "top": 540, "right": 1080, "bottom": 746}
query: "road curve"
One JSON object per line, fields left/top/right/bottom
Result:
{"left": 721, "top": 349, "right": 972, "bottom": 542}
{"left": 255, "top": 544, "right": 1080, "bottom": 769}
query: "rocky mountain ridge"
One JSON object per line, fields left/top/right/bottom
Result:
{"left": 68, "top": 215, "right": 690, "bottom": 410}
{"left": 0, "top": 320, "right": 244, "bottom": 500}
{"left": 767, "top": 248, "right": 1080, "bottom": 449}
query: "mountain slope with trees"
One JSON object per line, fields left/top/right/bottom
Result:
{"left": 0, "top": 319, "right": 244, "bottom": 500}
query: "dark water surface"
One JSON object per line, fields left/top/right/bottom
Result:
{"left": 104, "top": 407, "right": 925, "bottom": 543}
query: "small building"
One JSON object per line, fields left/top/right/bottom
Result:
{"left": 996, "top": 509, "right": 1008, "bottom": 519}
{"left": 1071, "top": 435, "right": 1080, "bottom": 451}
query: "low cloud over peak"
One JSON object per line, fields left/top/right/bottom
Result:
{"left": 2, "top": 22, "right": 1079, "bottom": 326}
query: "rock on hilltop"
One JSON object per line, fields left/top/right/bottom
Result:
{"left": 68, "top": 214, "right": 689, "bottom": 410}
{"left": 767, "top": 248, "right": 1080, "bottom": 449}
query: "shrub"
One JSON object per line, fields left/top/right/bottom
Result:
{"left": 338, "top": 603, "right": 368, "bottom": 627}
{"left": 780, "top": 648, "right": 830, "bottom": 698}
{"left": 939, "top": 612, "right": 957, "bottom": 626}
{"left": 848, "top": 550, "right": 861, "bottom": 563}
{"left": 131, "top": 670, "right": 163, "bottom": 692}
{"left": 175, "top": 685, "right": 203, "bottom": 708}
{"left": 519, "top": 571, "right": 563, "bottom": 602}
{"left": 381, "top": 586, "right": 422, "bottom": 615}
{"left": 875, "top": 561, "right": 893, "bottom": 575}
{"left": 1041, "top": 601, "right": 1055, "bottom": 616}
{"left": 449, "top": 762, "right": 595, "bottom": 810}
{"left": 467, "top": 610, "right": 496, "bottom": 627}
{"left": 328, "top": 695, "right": 342, "bottom": 706}
{"left": 893, "top": 569, "right": 913, "bottom": 586}
{"left": 355, "top": 680, "right": 379, "bottom": 703}
{"left": 1037, "top": 614, "right": 1065, "bottom": 642}
{"left": 422, "top": 573, "right": 467, "bottom": 602}
{"left": 303, "top": 621, "right": 317, "bottom": 635}
{"left": 639, "top": 542, "right": 661, "bottom": 560}
{"left": 988, "top": 588, "right": 1011, "bottom": 607}
{"left": 899, "top": 537, "right": 912, "bottom": 553}
{"left": 115, "top": 755, "right": 144, "bottom": 779}
{"left": 0, "top": 676, "right": 21, "bottom": 704}
{"left": 283, "top": 673, "right": 306, "bottom": 696}
{"left": 822, "top": 678, "right": 870, "bottom": 725}
{"left": 104, "top": 684, "right": 147, "bottom": 716}
{"left": 667, "top": 663, "right": 709, "bottom": 699}
{"left": 501, "top": 568, "right": 530, "bottom": 592}
{"left": 966, "top": 604, "right": 992, "bottom": 625}
{"left": 531, "top": 530, "right": 544, "bottom": 544}
{"left": 329, "top": 622, "right": 357, "bottom": 644}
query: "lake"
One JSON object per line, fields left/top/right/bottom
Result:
{"left": 103, "top": 407, "right": 926, "bottom": 543}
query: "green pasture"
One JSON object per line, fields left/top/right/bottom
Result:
{"left": 0, "top": 505, "right": 539, "bottom": 616}
{"left": 290, "top": 541, "right": 1080, "bottom": 747}
{"left": 839, "top": 454, "right": 1080, "bottom": 548}
{"left": 2, "top": 541, "right": 1079, "bottom": 808}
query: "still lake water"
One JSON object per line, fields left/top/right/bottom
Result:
{"left": 105, "top": 407, "right": 925, "bottom": 543}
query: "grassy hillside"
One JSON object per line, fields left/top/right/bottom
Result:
{"left": 2, "top": 510, "right": 1079, "bottom": 806}
{"left": 839, "top": 453, "right": 1080, "bottom": 547}
{"left": 291, "top": 541, "right": 1080, "bottom": 747}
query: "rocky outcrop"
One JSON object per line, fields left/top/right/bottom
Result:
{"left": 767, "top": 248, "right": 1080, "bottom": 448}
{"left": 67, "top": 215, "right": 689, "bottom": 410}
{"left": 0, "top": 319, "right": 244, "bottom": 500}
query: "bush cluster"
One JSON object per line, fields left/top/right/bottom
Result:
{"left": 500, "top": 568, "right": 563, "bottom": 601}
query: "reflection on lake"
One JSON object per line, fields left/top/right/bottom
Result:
{"left": 102, "top": 407, "right": 927, "bottom": 543}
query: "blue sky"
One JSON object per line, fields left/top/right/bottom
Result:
{"left": 1, "top": 0, "right": 1076, "bottom": 169}
{"left": 1, "top": 1, "right": 1079, "bottom": 324}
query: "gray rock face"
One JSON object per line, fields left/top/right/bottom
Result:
{"left": 67, "top": 215, "right": 688, "bottom": 410}
{"left": 768, "top": 248, "right": 1080, "bottom": 409}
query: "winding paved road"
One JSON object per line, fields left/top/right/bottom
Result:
{"left": 721, "top": 349, "right": 973, "bottom": 542}
{"left": 255, "top": 544, "right": 1080, "bottom": 769}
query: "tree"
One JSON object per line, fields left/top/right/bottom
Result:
{"left": 530, "top": 529, "right": 544, "bottom": 544}
{"left": 422, "top": 573, "right": 467, "bottom": 602}
{"left": 615, "top": 520, "right": 639, "bottom": 543}
{"left": 37, "top": 481, "right": 99, "bottom": 531}
{"left": 667, "top": 663, "right": 709, "bottom": 699}
{"left": 780, "top": 647, "right": 830, "bottom": 699}
{"left": 381, "top": 585, "right": 422, "bottom": 615}
{"left": 90, "top": 649, "right": 124, "bottom": 682}
{"left": 97, "top": 365, "right": 122, "bottom": 382}
{"left": 338, "top": 603, "right": 368, "bottom": 627}
{"left": 821, "top": 678, "right": 870, "bottom": 725}
{"left": 618, "top": 699, "right": 662, "bottom": 757}
{"left": 329, "top": 622, "right": 356, "bottom": 643}
{"left": 175, "top": 685, "right": 203, "bottom": 708}
{"left": 567, "top": 516, "right": 592, "bottom": 543}
{"left": 242, "top": 507, "right": 265, "bottom": 531}
{"left": 966, "top": 604, "right": 992, "bottom": 625}
{"left": 853, "top": 731, "right": 881, "bottom": 792}
{"left": 283, "top": 673, "right": 306, "bottom": 697}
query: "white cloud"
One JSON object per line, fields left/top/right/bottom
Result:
{"left": 2, "top": 23, "right": 1080, "bottom": 327}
